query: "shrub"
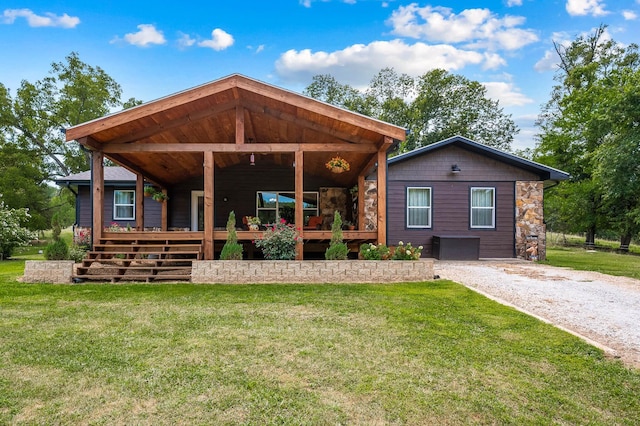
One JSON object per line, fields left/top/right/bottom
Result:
{"left": 220, "top": 211, "right": 243, "bottom": 260}
{"left": 391, "top": 241, "right": 423, "bottom": 260}
{"left": 325, "top": 211, "right": 348, "bottom": 260}
{"left": 0, "top": 197, "right": 36, "bottom": 259}
{"left": 325, "top": 242, "right": 349, "bottom": 260}
{"left": 359, "top": 243, "right": 391, "bottom": 260}
{"left": 68, "top": 245, "right": 88, "bottom": 263}
{"left": 255, "top": 219, "right": 301, "bottom": 260}
{"left": 73, "top": 227, "right": 92, "bottom": 249}
{"left": 44, "top": 239, "right": 69, "bottom": 260}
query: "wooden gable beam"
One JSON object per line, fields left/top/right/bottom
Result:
{"left": 65, "top": 77, "right": 239, "bottom": 141}
{"left": 242, "top": 102, "right": 370, "bottom": 145}
{"left": 235, "top": 105, "right": 245, "bottom": 145}
{"left": 106, "top": 99, "right": 239, "bottom": 145}
{"left": 236, "top": 77, "right": 407, "bottom": 140}
{"left": 101, "top": 142, "right": 378, "bottom": 154}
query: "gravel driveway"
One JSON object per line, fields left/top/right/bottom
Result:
{"left": 435, "top": 260, "right": 640, "bottom": 369}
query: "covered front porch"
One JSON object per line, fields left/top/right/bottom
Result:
{"left": 66, "top": 74, "right": 406, "bottom": 261}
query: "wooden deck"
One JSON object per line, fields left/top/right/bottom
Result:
{"left": 75, "top": 230, "right": 378, "bottom": 282}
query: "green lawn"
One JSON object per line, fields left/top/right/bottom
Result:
{"left": 1, "top": 260, "right": 639, "bottom": 424}
{"left": 545, "top": 247, "right": 640, "bottom": 280}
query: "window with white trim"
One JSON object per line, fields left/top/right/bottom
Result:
{"left": 256, "top": 191, "right": 318, "bottom": 224}
{"left": 407, "top": 187, "right": 432, "bottom": 228}
{"left": 470, "top": 187, "right": 495, "bottom": 228}
{"left": 113, "top": 190, "right": 135, "bottom": 220}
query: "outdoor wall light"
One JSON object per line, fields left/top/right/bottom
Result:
{"left": 451, "top": 164, "right": 461, "bottom": 174}
{"left": 250, "top": 152, "right": 255, "bottom": 166}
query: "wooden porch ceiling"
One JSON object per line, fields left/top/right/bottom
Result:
{"left": 66, "top": 74, "right": 406, "bottom": 186}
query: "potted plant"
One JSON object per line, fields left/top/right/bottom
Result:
{"left": 325, "top": 156, "right": 350, "bottom": 173}
{"left": 152, "top": 191, "right": 168, "bottom": 203}
{"left": 143, "top": 186, "right": 155, "bottom": 197}
{"left": 343, "top": 221, "right": 355, "bottom": 230}
{"left": 245, "top": 216, "right": 261, "bottom": 230}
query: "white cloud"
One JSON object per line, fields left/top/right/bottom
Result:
{"left": 507, "top": 0, "right": 523, "bottom": 6}
{"left": 387, "top": 5, "right": 538, "bottom": 51}
{"left": 122, "top": 24, "right": 166, "bottom": 47}
{"left": 198, "top": 28, "right": 234, "bottom": 50}
{"left": 565, "top": 0, "right": 609, "bottom": 16}
{"left": 275, "top": 39, "right": 503, "bottom": 86}
{"left": 622, "top": 10, "right": 637, "bottom": 20}
{"left": 534, "top": 49, "right": 558, "bottom": 72}
{"left": 2, "top": 8, "right": 79, "bottom": 28}
{"left": 177, "top": 32, "right": 196, "bottom": 48}
{"left": 482, "top": 81, "right": 533, "bottom": 106}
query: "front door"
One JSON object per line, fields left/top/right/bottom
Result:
{"left": 191, "top": 191, "right": 204, "bottom": 231}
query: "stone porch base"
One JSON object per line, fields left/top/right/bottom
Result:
{"left": 192, "top": 259, "right": 434, "bottom": 284}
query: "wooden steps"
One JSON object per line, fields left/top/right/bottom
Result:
{"left": 74, "top": 235, "right": 203, "bottom": 282}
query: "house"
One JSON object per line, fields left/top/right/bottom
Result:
{"left": 62, "top": 74, "right": 407, "bottom": 262}
{"left": 385, "top": 135, "right": 569, "bottom": 260}
{"left": 56, "top": 167, "right": 162, "bottom": 230}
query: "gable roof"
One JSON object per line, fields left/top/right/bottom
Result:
{"left": 65, "top": 74, "right": 407, "bottom": 186}
{"left": 55, "top": 167, "right": 137, "bottom": 186}
{"left": 388, "top": 135, "right": 570, "bottom": 181}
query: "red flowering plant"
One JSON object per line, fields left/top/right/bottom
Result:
{"left": 73, "top": 227, "right": 92, "bottom": 250}
{"left": 254, "top": 218, "right": 302, "bottom": 260}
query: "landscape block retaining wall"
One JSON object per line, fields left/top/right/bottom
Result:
{"left": 192, "top": 259, "right": 434, "bottom": 284}
{"left": 23, "top": 260, "right": 75, "bottom": 284}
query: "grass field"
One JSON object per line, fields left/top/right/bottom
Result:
{"left": 545, "top": 247, "right": 640, "bottom": 280}
{"left": 1, "top": 258, "right": 639, "bottom": 424}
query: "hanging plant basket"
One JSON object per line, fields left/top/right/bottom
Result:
{"left": 326, "top": 156, "right": 350, "bottom": 173}
{"left": 143, "top": 186, "right": 155, "bottom": 197}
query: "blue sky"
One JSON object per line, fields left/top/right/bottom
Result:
{"left": 1, "top": 0, "right": 639, "bottom": 150}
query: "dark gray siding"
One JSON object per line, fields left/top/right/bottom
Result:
{"left": 387, "top": 145, "right": 540, "bottom": 258}
{"left": 76, "top": 186, "right": 162, "bottom": 229}
{"left": 168, "top": 162, "right": 340, "bottom": 229}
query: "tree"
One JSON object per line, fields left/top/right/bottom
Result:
{"left": 0, "top": 52, "right": 142, "bottom": 178}
{"left": 0, "top": 196, "right": 36, "bottom": 259}
{"left": 535, "top": 25, "right": 640, "bottom": 249}
{"left": 0, "top": 52, "right": 142, "bottom": 230}
{"left": 304, "top": 68, "right": 517, "bottom": 152}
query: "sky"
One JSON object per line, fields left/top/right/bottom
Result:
{"left": 1, "top": 0, "right": 639, "bottom": 151}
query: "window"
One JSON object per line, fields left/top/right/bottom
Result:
{"left": 256, "top": 191, "right": 318, "bottom": 224}
{"left": 407, "top": 187, "right": 431, "bottom": 228}
{"left": 470, "top": 187, "right": 495, "bottom": 228}
{"left": 113, "top": 190, "right": 135, "bottom": 220}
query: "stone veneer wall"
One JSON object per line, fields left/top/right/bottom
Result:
{"left": 363, "top": 180, "right": 377, "bottom": 231}
{"left": 23, "top": 261, "right": 74, "bottom": 283}
{"left": 515, "top": 181, "right": 546, "bottom": 260}
{"left": 319, "top": 187, "right": 348, "bottom": 229}
{"left": 192, "top": 260, "right": 434, "bottom": 284}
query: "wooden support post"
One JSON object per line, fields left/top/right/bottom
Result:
{"left": 295, "top": 150, "right": 304, "bottom": 260}
{"left": 161, "top": 188, "right": 168, "bottom": 231}
{"left": 203, "top": 152, "right": 215, "bottom": 260}
{"left": 92, "top": 150, "right": 104, "bottom": 245}
{"left": 376, "top": 149, "right": 387, "bottom": 246}
{"left": 136, "top": 174, "right": 144, "bottom": 231}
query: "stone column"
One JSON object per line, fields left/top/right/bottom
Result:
{"left": 363, "top": 180, "right": 377, "bottom": 231}
{"left": 515, "top": 181, "right": 545, "bottom": 260}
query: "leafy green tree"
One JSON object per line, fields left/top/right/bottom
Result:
{"left": 535, "top": 25, "right": 640, "bottom": 249}
{"left": 0, "top": 139, "right": 51, "bottom": 229}
{"left": 0, "top": 196, "right": 36, "bottom": 259}
{"left": 0, "top": 52, "right": 142, "bottom": 230}
{"left": 304, "top": 68, "right": 517, "bottom": 152}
